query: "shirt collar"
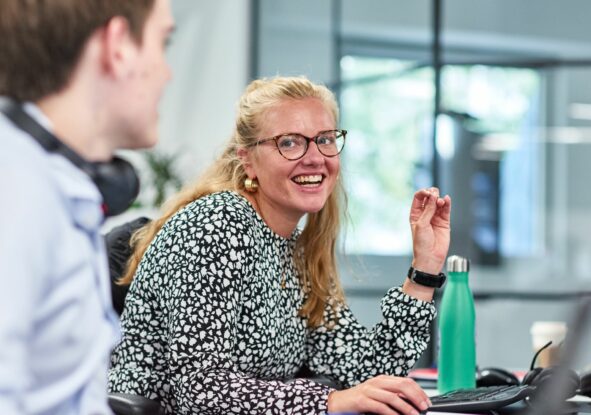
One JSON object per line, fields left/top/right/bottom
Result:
{"left": 24, "top": 102, "right": 105, "bottom": 230}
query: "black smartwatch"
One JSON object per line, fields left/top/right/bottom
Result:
{"left": 407, "top": 266, "right": 446, "bottom": 288}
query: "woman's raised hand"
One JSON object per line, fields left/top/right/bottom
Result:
{"left": 404, "top": 187, "right": 452, "bottom": 301}
{"left": 327, "top": 375, "right": 431, "bottom": 415}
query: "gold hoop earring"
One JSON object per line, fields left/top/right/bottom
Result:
{"left": 245, "top": 178, "right": 259, "bottom": 192}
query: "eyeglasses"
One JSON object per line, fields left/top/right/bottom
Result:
{"left": 247, "top": 129, "right": 347, "bottom": 161}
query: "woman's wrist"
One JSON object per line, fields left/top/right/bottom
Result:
{"left": 411, "top": 257, "right": 443, "bottom": 275}
{"left": 402, "top": 278, "right": 435, "bottom": 302}
{"left": 326, "top": 390, "right": 342, "bottom": 413}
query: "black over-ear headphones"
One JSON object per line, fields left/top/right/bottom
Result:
{"left": 522, "top": 341, "right": 581, "bottom": 404}
{"left": 0, "top": 99, "right": 139, "bottom": 217}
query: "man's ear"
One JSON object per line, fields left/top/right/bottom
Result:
{"left": 237, "top": 147, "right": 256, "bottom": 178}
{"left": 100, "top": 16, "right": 138, "bottom": 78}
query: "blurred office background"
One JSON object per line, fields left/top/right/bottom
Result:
{"left": 112, "top": 0, "right": 591, "bottom": 371}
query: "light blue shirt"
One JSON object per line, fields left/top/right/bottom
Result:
{"left": 0, "top": 100, "right": 120, "bottom": 414}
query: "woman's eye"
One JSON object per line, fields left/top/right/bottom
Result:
{"left": 317, "top": 136, "right": 335, "bottom": 145}
{"left": 278, "top": 136, "right": 299, "bottom": 148}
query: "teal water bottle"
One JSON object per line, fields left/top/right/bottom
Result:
{"left": 437, "top": 255, "right": 476, "bottom": 393}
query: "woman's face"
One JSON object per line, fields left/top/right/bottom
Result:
{"left": 242, "top": 97, "right": 340, "bottom": 225}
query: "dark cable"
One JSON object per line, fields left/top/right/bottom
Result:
{"left": 530, "top": 341, "right": 553, "bottom": 370}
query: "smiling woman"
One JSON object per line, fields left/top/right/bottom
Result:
{"left": 109, "top": 76, "right": 452, "bottom": 415}
{"left": 238, "top": 97, "right": 342, "bottom": 238}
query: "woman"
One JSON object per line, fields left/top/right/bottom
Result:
{"left": 109, "top": 76, "right": 452, "bottom": 414}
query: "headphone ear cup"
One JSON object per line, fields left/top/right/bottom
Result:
{"left": 522, "top": 367, "right": 543, "bottom": 386}
{"left": 94, "top": 157, "right": 140, "bottom": 217}
{"left": 526, "top": 367, "right": 581, "bottom": 401}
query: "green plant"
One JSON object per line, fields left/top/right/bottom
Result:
{"left": 143, "top": 150, "right": 183, "bottom": 207}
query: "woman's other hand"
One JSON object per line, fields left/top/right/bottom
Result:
{"left": 404, "top": 187, "right": 451, "bottom": 301}
{"left": 327, "top": 375, "right": 431, "bottom": 415}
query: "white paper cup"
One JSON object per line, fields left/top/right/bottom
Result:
{"left": 530, "top": 321, "right": 567, "bottom": 367}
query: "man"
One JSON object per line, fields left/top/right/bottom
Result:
{"left": 0, "top": 1, "right": 175, "bottom": 413}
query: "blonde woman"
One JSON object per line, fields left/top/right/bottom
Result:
{"left": 109, "top": 76, "right": 452, "bottom": 414}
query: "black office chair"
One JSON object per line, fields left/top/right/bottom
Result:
{"left": 105, "top": 217, "right": 164, "bottom": 415}
{"left": 105, "top": 216, "right": 150, "bottom": 316}
{"left": 104, "top": 217, "right": 342, "bottom": 415}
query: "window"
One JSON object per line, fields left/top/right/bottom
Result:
{"left": 340, "top": 56, "right": 541, "bottom": 258}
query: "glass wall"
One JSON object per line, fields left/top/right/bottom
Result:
{"left": 340, "top": 58, "right": 541, "bottom": 260}
{"left": 340, "top": 57, "right": 434, "bottom": 254}
{"left": 254, "top": 0, "right": 591, "bottom": 368}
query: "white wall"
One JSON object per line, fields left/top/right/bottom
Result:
{"left": 107, "top": 0, "right": 250, "bottom": 227}
{"left": 157, "top": 0, "right": 250, "bottom": 181}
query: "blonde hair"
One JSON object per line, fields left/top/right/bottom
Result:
{"left": 120, "top": 76, "right": 346, "bottom": 327}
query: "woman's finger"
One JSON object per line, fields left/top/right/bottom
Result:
{"left": 410, "top": 189, "right": 435, "bottom": 224}
{"left": 412, "top": 188, "right": 431, "bottom": 210}
{"left": 388, "top": 394, "right": 424, "bottom": 415}
{"left": 368, "top": 388, "right": 426, "bottom": 415}
{"left": 376, "top": 377, "right": 431, "bottom": 411}
{"left": 363, "top": 398, "right": 400, "bottom": 415}
{"left": 440, "top": 195, "right": 452, "bottom": 221}
{"left": 427, "top": 187, "right": 440, "bottom": 198}
{"left": 417, "top": 192, "right": 438, "bottom": 223}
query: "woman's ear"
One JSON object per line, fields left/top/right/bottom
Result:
{"left": 237, "top": 147, "right": 256, "bottom": 178}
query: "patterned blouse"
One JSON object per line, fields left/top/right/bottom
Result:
{"left": 108, "top": 191, "right": 436, "bottom": 414}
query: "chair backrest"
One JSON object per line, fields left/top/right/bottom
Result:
{"left": 108, "top": 393, "right": 165, "bottom": 415}
{"left": 104, "top": 216, "right": 150, "bottom": 315}
{"left": 104, "top": 217, "right": 164, "bottom": 415}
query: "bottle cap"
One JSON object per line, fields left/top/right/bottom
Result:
{"left": 447, "top": 255, "right": 470, "bottom": 272}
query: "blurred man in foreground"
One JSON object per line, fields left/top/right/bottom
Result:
{"left": 0, "top": 1, "right": 175, "bottom": 413}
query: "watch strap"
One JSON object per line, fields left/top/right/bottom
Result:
{"left": 407, "top": 266, "right": 447, "bottom": 288}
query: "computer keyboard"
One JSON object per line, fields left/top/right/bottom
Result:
{"left": 428, "top": 384, "right": 535, "bottom": 412}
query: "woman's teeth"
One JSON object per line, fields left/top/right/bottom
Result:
{"left": 293, "top": 175, "right": 323, "bottom": 186}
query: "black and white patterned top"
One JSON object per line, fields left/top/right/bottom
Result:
{"left": 108, "top": 191, "right": 436, "bottom": 414}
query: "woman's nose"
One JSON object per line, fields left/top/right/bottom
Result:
{"left": 301, "top": 140, "right": 324, "bottom": 165}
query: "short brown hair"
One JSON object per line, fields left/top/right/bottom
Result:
{"left": 0, "top": 0, "right": 156, "bottom": 102}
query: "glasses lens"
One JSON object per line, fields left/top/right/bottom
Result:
{"left": 316, "top": 130, "right": 345, "bottom": 156}
{"left": 276, "top": 134, "right": 307, "bottom": 159}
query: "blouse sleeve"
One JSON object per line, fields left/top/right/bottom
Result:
{"left": 305, "top": 286, "right": 436, "bottom": 388}
{"left": 152, "top": 202, "right": 333, "bottom": 414}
